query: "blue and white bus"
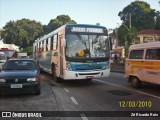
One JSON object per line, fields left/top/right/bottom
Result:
{"left": 33, "top": 24, "right": 112, "bottom": 82}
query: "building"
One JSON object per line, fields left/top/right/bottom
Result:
{"left": 135, "top": 29, "right": 160, "bottom": 44}
{"left": 109, "top": 31, "right": 125, "bottom": 58}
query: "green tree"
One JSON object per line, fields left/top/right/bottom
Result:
{"left": 117, "top": 25, "right": 137, "bottom": 56}
{"left": 155, "top": 11, "right": 160, "bottom": 29}
{"left": 21, "top": 46, "right": 33, "bottom": 56}
{"left": 118, "top": 1, "right": 158, "bottom": 31}
{"left": 0, "top": 29, "right": 3, "bottom": 36}
{"left": 117, "top": 25, "right": 128, "bottom": 46}
{"left": 44, "top": 14, "right": 76, "bottom": 34}
{"left": 125, "top": 27, "right": 137, "bottom": 55}
{"left": 1, "top": 21, "right": 17, "bottom": 44}
{"left": 44, "top": 19, "right": 62, "bottom": 34}
{"left": 1, "top": 18, "right": 43, "bottom": 48}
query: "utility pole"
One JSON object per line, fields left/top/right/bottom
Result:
{"left": 129, "top": 13, "right": 132, "bottom": 30}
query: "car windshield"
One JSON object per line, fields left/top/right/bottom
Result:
{"left": 0, "top": 54, "right": 6, "bottom": 60}
{"left": 3, "top": 60, "right": 36, "bottom": 70}
{"left": 66, "top": 34, "right": 109, "bottom": 59}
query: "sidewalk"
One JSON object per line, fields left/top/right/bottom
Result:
{"left": 110, "top": 63, "right": 125, "bottom": 73}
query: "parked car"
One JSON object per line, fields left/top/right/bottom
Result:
{"left": 0, "top": 59, "right": 40, "bottom": 95}
{"left": 0, "top": 52, "right": 7, "bottom": 70}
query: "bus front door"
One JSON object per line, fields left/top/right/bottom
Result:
{"left": 59, "top": 34, "right": 64, "bottom": 78}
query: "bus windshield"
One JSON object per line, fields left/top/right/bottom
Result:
{"left": 66, "top": 33, "right": 109, "bottom": 60}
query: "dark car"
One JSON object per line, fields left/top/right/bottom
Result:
{"left": 0, "top": 59, "right": 40, "bottom": 95}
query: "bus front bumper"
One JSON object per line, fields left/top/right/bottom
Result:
{"left": 62, "top": 69, "right": 110, "bottom": 80}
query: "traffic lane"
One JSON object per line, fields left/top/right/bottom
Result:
{"left": 41, "top": 73, "right": 83, "bottom": 120}
{"left": 42, "top": 72, "right": 160, "bottom": 111}
{"left": 59, "top": 79, "right": 159, "bottom": 109}
{"left": 56, "top": 80, "right": 160, "bottom": 120}
{"left": 99, "top": 72, "right": 160, "bottom": 98}
{"left": 56, "top": 80, "right": 159, "bottom": 119}
{"left": 40, "top": 73, "right": 160, "bottom": 119}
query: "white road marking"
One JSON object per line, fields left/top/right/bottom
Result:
{"left": 94, "top": 79, "right": 160, "bottom": 99}
{"left": 70, "top": 97, "right": 78, "bottom": 105}
{"left": 80, "top": 113, "right": 88, "bottom": 120}
{"left": 64, "top": 88, "right": 69, "bottom": 92}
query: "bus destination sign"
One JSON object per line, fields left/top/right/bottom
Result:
{"left": 71, "top": 27, "right": 104, "bottom": 33}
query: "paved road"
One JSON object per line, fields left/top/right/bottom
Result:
{"left": 0, "top": 72, "right": 160, "bottom": 120}
{"left": 43, "top": 72, "right": 160, "bottom": 120}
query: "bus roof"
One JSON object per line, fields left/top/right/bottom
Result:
{"left": 129, "top": 41, "right": 160, "bottom": 50}
{"left": 66, "top": 24, "right": 107, "bottom": 28}
{"left": 33, "top": 24, "right": 107, "bottom": 45}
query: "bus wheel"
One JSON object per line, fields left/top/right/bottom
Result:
{"left": 131, "top": 77, "right": 141, "bottom": 88}
{"left": 52, "top": 64, "right": 61, "bottom": 83}
{"left": 55, "top": 77, "right": 62, "bottom": 83}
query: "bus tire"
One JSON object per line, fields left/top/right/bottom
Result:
{"left": 52, "top": 64, "right": 61, "bottom": 83}
{"left": 130, "top": 77, "right": 141, "bottom": 88}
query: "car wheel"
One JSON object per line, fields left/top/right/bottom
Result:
{"left": 34, "top": 85, "right": 41, "bottom": 95}
{"left": 35, "top": 89, "right": 41, "bottom": 95}
{"left": 131, "top": 77, "right": 141, "bottom": 88}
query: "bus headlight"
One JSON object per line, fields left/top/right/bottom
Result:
{"left": 103, "top": 62, "right": 109, "bottom": 69}
{"left": 106, "top": 63, "right": 109, "bottom": 69}
{"left": 0, "top": 79, "right": 6, "bottom": 83}
{"left": 66, "top": 61, "right": 72, "bottom": 70}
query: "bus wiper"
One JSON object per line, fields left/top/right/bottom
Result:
{"left": 92, "top": 34, "right": 100, "bottom": 44}
{"left": 92, "top": 34, "right": 100, "bottom": 49}
{"left": 76, "top": 33, "right": 87, "bottom": 49}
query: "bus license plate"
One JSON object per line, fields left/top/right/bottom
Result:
{"left": 86, "top": 76, "right": 94, "bottom": 79}
{"left": 11, "top": 84, "right": 23, "bottom": 88}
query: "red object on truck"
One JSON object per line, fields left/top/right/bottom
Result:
{"left": 0, "top": 48, "right": 15, "bottom": 60}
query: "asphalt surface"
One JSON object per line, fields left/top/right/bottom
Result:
{"left": 1, "top": 72, "right": 160, "bottom": 120}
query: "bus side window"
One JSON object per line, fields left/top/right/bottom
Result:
{"left": 44, "top": 40, "right": 46, "bottom": 52}
{"left": 42, "top": 41, "right": 44, "bottom": 52}
{"left": 51, "top": 36, "right": 53, "bottom": 50}
{"left": 48, "top": 37, "right": 51, "bottom": 51}
{"left": 46, "top": 38, "right": 48, "bottom": 51}
{"left": 37, "top": 43, "right": 39, "bottom": 52}
{"left": 53, "top": 34, "right": 58, "bottom": 51}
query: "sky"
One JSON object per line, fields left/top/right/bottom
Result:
{"left": 0, "top": 0, "right": 159, "bottom": 29}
